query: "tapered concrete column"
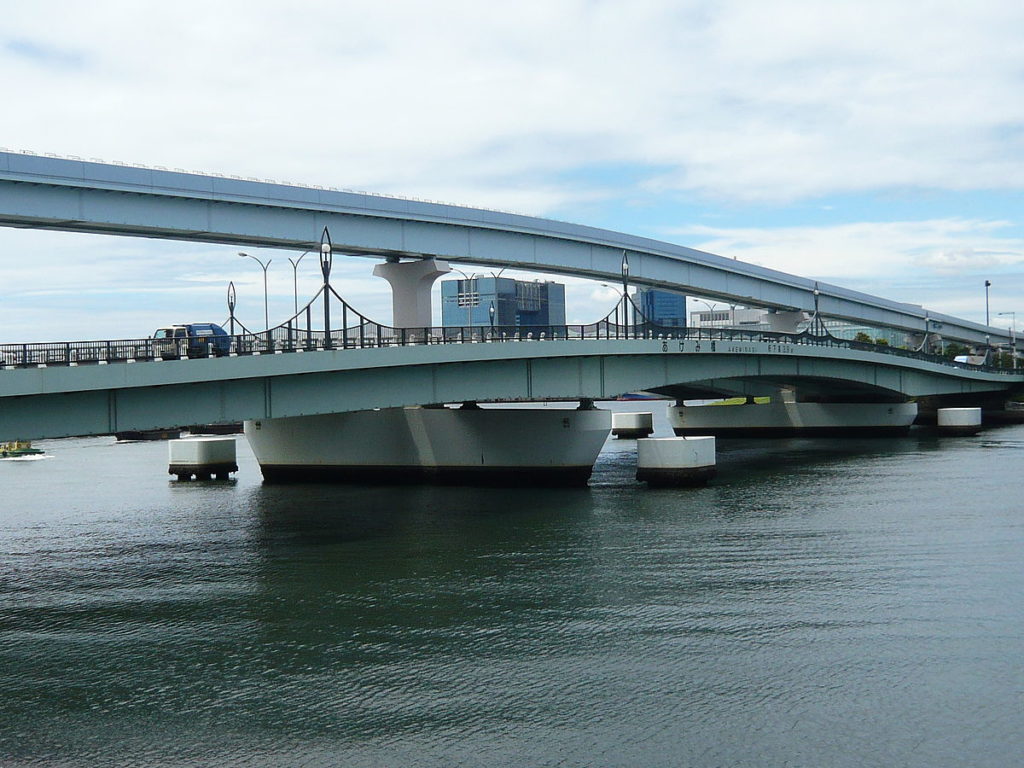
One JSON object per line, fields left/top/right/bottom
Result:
{"left": 373, "top": 258, "right": 451, "bottom": 328}
{"left": 767, "top": 310, "right": 806, "bottom": 333}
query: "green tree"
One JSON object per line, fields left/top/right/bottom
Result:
{"left": 944, "top": 342, "right": 969, "bottom": 359}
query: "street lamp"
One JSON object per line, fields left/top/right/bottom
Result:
{"left": 489, "top": 300, "right": 495, "bottom": 329}
{"left": 451, "top": 267, "right": 480, "bottom": 327}
{"left": 238, "top": 251, "right": 271, "bottom": 330}
{"left": 288, "top": 250, "right": 310, "bottom": 315}
{"left": 812, "top": 283, "right": 822, "bottom": 334}
{"left": 985, "top": 279, "right": 992, "bottom": 353}
{"left": 693, "top": 299, "right": 721, "bottom": 328}
{"left": 998, "top": 311, "right": 1017, "bottom": 370}
{"left": 621, "top": 252, "right": 630, "bottom": 332}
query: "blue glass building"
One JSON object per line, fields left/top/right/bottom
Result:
{"left": 637, "top": 288, "right": 687, "bottom": 327}
{"left": 441, "top": 277, "right": 566, "bottom": 328}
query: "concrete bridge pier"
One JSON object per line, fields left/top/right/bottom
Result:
{"left": 767, "top": 310, "right": 806, "bottom": 334}
{"left": 244, "top": 404, "right": 612, "bottom": 487}
{"left": 914, "top": 393, "right": 1024, "bottom": 426}
{"left": 372, "top": 258, "right": 451, "bottom": 328}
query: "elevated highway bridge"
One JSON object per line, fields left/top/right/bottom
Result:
{"left": 0, "top": 150, "right": 1011, "bottom": 347}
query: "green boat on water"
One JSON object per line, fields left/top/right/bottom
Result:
{"left": 0, "top": 440, "right": 45, "bottom": 458}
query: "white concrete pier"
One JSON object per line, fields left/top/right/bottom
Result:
{"left": 670, "top": 401, "right": 917, "bottom": 437}
{"left": 636, "top": 436, "right": 716, "bottom": 487}
{"left": 612, "top": 412, "right": 654, "bottom": 439}
{"left": 168, "top": 437, "right": 238, "bottom": 480}
{"left": 244, "top": 405, "right": 612, "bottom": 486}
{"left": 936, "top": 407, "right": 983, "bottom": 436}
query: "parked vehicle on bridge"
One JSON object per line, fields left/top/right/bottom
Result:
{"left": 152, "top": 323, "right": 231, "bottom": 359}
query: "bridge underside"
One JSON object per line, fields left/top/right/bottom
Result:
{"left": 1, "top": 342, "right": 1018, "bottom": 440}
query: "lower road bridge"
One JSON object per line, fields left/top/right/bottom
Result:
{"left": 2, "top": 307, "right": 1020, "bottom": 441}
{"left": 3, "top": 295, "right": 1021, "bottom": 485}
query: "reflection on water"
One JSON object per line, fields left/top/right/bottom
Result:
{"left": 1, "top": 422, "right": 1023, "bottom": 766}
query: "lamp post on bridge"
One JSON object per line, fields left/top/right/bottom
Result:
{"left": 288, "top": 250, "right": 310, "bottom": 316}
{"left": 238, "top": 251, "right": 271, "bottom": 330}
{"left": 693, "top": 299, "right": 722, "bottom": 329}
{"left": 227, "top": 281, "right": 237, "bottom": 337}
{"left": 621, "top": 251, "right": 630, "bottom": 335}
{"left": 320, "top": 227, "right": 333, "bottom": 348}
{"left": 451, "top": 267, "right": 480, "bottom": 329}
{"left": 998, "top": 311, "right": 1017, "bottom": 370}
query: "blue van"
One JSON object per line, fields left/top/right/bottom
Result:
{"left": 152, "top": 323, "right": 231, "bottom": 359}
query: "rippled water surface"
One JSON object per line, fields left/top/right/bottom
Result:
{"left": 2, "top": 409, "right": 1023, "bottom": 767}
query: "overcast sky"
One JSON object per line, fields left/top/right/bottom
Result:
{"left": 2, "top": 0, "right": 1023, "bottom": 341}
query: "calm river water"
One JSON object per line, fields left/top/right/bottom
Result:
{"left": 1, "top": 403, "right": 1022, "bottom": 767}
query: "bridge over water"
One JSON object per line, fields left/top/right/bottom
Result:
{"left": 0, "top": 151, "right": 1020, "bottom": 455}
{"left": 1, "top": 308, "right": 1020, "bottom": 441}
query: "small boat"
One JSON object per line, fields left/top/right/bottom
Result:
{"left": 0, "top": 440, "right": 45, "bottom": 458}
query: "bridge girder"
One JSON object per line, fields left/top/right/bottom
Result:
{"left": 1, "top": 340, "right": 1019, "bottom": 441}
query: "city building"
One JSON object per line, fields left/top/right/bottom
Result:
{"left": 441, "top": 276, "right": 566, "bottom": 328}
{"left": 689, "top": 306, "right": 770, "bottom": 329}
{"left": 637, "top": 288, "right": 687, "bottom": 327}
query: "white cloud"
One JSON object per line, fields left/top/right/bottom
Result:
{"left": 671, "top": 217, "right": 1024, "bottom": 323}
{"left": 2, "top": 0, "right": 1023, "bottom": 204}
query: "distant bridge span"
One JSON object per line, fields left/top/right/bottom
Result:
{"left": 0, "top": 151, "right": 1007, "bottom": 346}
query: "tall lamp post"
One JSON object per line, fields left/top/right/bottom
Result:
{"left": 621, "top": 251, "right": 630, "bottom": 335}
{"left": 984, "top": 279, "right": 992, "bottom": 355}
{"left": 238, "top": 252, "right": 271, "bottom": 330}
{"left": 451, "top": 267, "right": 480, "bottom": 328}
{"left": 288, "top": 250, "right": 309, "bottom": 315}
{"left": 693, "top": 299, "right": 721, "bottom": 328}
{"left": 320, "top": 228, "right": 333, "bottom": 348}
{"left": 998, "top": 311, "right": 1017, "bottom": 369}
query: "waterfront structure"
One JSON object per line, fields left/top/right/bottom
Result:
{"left": 2, "top": 151, "right": 1024, "bottom": 482}
{"left": 245, "top": 406, "right": 610, "bottom": 486}
{"left": 440, "top": 277, "right": 565, "bottom": 328}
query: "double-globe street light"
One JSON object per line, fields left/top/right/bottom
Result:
{"left": 238, "top": 251, "right": 272, "bottom": 330}
{"left": 451, "top": 267, "right": 482, "bottom": 328}
{"left": 288, "top": 250, "right": 310, "bottom": 315}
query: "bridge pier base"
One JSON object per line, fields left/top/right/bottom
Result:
{"left": 669, "top": 400, "right": 918, "bottom": 437}
{"left": 244, "top": 405, "right": 611, "bottom": 486}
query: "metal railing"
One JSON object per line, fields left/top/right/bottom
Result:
{"left": 0, "top": 290, "right": 1018, "bottom": 376}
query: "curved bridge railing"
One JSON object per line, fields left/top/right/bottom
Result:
{"left": 0, "top": 289, "right": 1018, "bottom": 377}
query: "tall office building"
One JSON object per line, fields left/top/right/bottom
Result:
{"left": 441, "top": 276, "right": 566, "bottom": 327}
{"left": 637, "top": 288, "right": 687, "bottom": 327}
